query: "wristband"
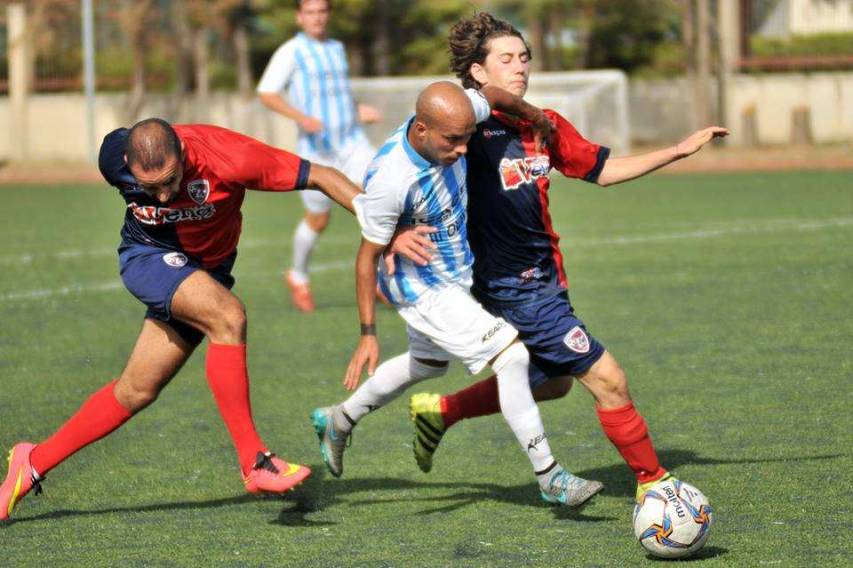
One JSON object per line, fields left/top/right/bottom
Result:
{"left": 360, "top": 323, "right": 376, "bottom": 336}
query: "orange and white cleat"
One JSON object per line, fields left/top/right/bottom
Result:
{"left": 243, "top": 451, "right": 311, "bottom": 495}
{"left": 286, "top": 271, "right": 315, "bottom": 313}
{"left": 0, "top": 442, "right": 42, "bottom": 521}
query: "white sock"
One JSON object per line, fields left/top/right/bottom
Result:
{"left": 342, "top": 353, "right": 446, "bottom": 424}
{"left": 492, "top": 342, "right": 556, "bottom": 474}
{"left": 291, "top": 219, "right": 319, "bottom": 282}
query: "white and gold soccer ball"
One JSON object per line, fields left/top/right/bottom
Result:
{"left": 633, "top": 478, "right": 713, "bottom": 559}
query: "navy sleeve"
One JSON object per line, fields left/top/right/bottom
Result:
{"left": 295, "top": 159, "right": 311, "bottom": 190}
{"left": 98, "top": 128, "right": 137, "bottom": 188}
{"left": 582, "top": 146, "right": 611, "bottom": 183}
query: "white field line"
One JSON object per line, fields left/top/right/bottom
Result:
{"left": 1, "top": 217, "right": 850, "bottom": 302}
{"left": 0, "top": 260, "right": 353, "bottom": 302}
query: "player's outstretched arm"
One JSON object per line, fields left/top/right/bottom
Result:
{"left": 597, "top": 126, "right": 729, "bottom": 186}
{"left": 307, "top": 164, "right": 361, "bottom": 214}
{"left": 479, "top": 85, "right": 554, "bottom": 151}
{"left": 345, "top": 238, "right": 385, "bottom": 390}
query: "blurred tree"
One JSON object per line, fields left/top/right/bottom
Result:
{"left": 252, "top": 0, "right": 470, "bottom": 77}
{"left": 580, "top": 0, "right": 680, "bottom": 72}
{"left": 118, "top": 0, "right": 156, "bottom": 121}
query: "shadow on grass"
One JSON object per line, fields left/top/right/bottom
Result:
{"left": 5, "top": 449, "right": 841, "bottom": 528}
{"left": 274, "top": 467, "right": 616, "bottom": 525}
{"left": 641, "top": 546, "right": 730, "bottom": 562}
{"left": 572, "top": 448, "right": 845, "bottom": 499}
{"left": 2, "top": 493, "right": 260, "bottom": 526}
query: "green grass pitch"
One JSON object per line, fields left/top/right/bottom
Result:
{"left": 1, "top": 170, "right": 851, "bottom": 566}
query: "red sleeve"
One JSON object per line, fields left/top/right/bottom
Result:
{"left": 545, "top": 110, "right": 610, "bottom": 183}
{"left": 178, "top": 125, "right": 310, "bottom": 191}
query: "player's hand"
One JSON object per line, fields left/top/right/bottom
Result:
{"left": 530, "top": 110, "right": 555, "bottom": 153}
{"left": 675, "top": 126, "right": 729, "bottom": 158}
{"left": 345, "top": 335, "right": 379, "bottom": 390}
{"left": 300, "top": 116, "right": 324, "bottom": 134}
{"left": 358, "top": 104, "right": 382, "bottom": 124}
{"left": 384, "top": 225, "right": 438, "bottom": 274}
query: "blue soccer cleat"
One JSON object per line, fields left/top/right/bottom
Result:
{"left": 540, "top": 466, "right": 604, "bottom": 507}
{"left": 310, "top": 407, "right": 350, "bottom": 478}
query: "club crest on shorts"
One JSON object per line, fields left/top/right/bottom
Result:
{"left": 187, "top": 179, "right": 210, "bottom": 204}
{"left": 162, "top": 252, "right": 188, "bottom": 268}
{"left": 563, "top": 326, "right": 590, "bottom": 353}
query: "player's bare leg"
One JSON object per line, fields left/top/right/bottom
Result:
{"left": 171, "top": 271, "right": 310, "bottom": 493}
{"left": 287, "top": 209, "right": 330, "bottom": 313}
{"left": 576, "top": 351, "right": 670, "bottom": 500}
{"left": 1, "top": 319, "right": 193, "bottom": 521}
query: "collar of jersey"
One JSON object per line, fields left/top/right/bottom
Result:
{"left": 297, "top": 32, "right": 329, "bottom": 46}
{"left": 401, "top": 117, "right": 433, "bottom": 172}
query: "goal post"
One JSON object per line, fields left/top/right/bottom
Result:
{"left": 349, "top": 69, "right": 631, "bottom": 155}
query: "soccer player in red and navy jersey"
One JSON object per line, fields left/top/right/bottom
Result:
{"left": 0, "top": 119, "right": 362, "bottom": 520}
{"left": 399, "top": 13, "right": 728, "bottom": 503}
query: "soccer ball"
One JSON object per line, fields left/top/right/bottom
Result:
{"left": 633, "top": 478, "right": 713, "bottom": 559}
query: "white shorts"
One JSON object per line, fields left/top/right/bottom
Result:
{"left": 397, "top": 284, "right": 518, "bottom": 375}
{"left": 300, "top": 142, "right": 376, "bottom": 213}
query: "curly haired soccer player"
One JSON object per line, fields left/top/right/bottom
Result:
{"left": 0, "top": 118, "right": 363, "bottom": 520}
{"left": 399, "top": 13, "right": 728, "bottom": 503}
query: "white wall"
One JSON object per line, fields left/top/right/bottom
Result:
{"left": 1, "top": 71, "right": 852, "bottom": 161}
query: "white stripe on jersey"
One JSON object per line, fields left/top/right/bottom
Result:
{"left": 256, "top": 33, "right": 363, "bottom": 154}
{"left": 354, "top": 118, "right": 472, "bottom": 306}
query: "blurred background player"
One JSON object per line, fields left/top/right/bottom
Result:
{"left": 310, "top": 81, "right": 603, "bottom": 507}
{"left": 397, "top": 13, "right": 728, "bottom": 502}
{"left": 0, "top": 118, "right": 363, "bottom": 520}
{"left": 257, "top": 0, "right": 382, "bottom": 312}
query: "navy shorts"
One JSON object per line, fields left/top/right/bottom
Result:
{"left": 118, "top": 243, "right": 236, "bottom": 346}
{"left": 483, "top": 292, "right": 605, "bottom": 388}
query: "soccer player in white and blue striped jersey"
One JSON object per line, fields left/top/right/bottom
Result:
{"left": 310, "top": 82, "right": 603, "bottom": 507}
{"left": 257, "top": 0, "right": 381, "bottom": 312}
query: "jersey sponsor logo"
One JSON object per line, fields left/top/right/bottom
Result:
{"left": 187, "top": 179, "right": 210, "bottom": 204}
{"left": 563, "top": 326, "right": 590, "bottom": 354}
{"left": 129, "top": 202, "right": 216, "bottom": 225}
{"left": 520, "top": 266, "right": 544, "bottom": 282}
{"left": 499, "top": 156, "right": 551, "bottom": 191}
{"left": 482, "top": 128, "right": 507, "bottom": 139}
{"left": 162, "top": 252, "right": 188, "bottom": 268}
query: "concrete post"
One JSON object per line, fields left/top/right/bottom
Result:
{"left": 717, "top": 0, "right": 741, "bottom": 144}
{"left": 7, "top": 2, "right": 29, "bottom": 161}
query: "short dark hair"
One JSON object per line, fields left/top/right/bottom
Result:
{"left": 295, "top": 0, "right": 331, "bottom": 10}
{"left": 449, "top": 12, "right": 532, "bottom": 90}
{"left": 126, "top": 118, "right": 181, "bottom": 172}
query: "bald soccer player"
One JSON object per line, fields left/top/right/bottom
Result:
{"left": 308, "top": 82, "right": 604, "bottom": 507}
{"left": 1, "top": 119, "right": 363, "bottom": 520}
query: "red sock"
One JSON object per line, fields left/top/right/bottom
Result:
{"left": 440, "top": 375, "right": 501, "bottom": 428}
{"left": 206, "top": 343, "right": 266, "bottom": 475}
{"left": 30, "top": 380, "right": 132, "bottom": 476}
{"left": 596, "top": 402, "right": 666, "bottom": 483}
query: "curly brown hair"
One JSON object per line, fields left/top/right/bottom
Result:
{"left": 449, "top": 12, "right": 531, "bottom": 89}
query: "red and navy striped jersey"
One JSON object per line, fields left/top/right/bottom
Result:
{"left": 98, "top": 124, "right": 310, "bottom": 268}
{"left": 467, "top": 110, "right": 609, "bottom": 306}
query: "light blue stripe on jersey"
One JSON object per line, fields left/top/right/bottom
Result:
{"left": 419, "top": 172, "right": 458, "bottom": 276}
{"left": 293, "top": 46, "right": 318, "bottom": 153}
{"left": 303, "top": 38, "right": 332, "bottom": 151}
{"left": 335, "top": 42, "right": 357, "bottom": 145}
{"left": 319, "top": 41, "right": 345, "bottom": 149}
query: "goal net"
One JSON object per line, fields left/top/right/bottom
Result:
{"left": 350, "top": 70, "right": 630, "bottom": 155}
